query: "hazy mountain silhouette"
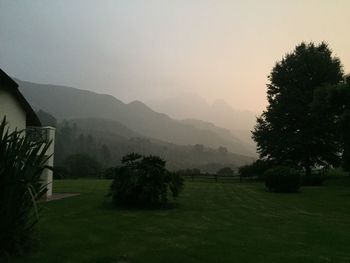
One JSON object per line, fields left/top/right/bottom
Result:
{"left": 148, "top": 93, "right": 257, "bottom": 152}
{"left": 180, "top": 119, "right": 242, "bottom": 145}
{"left": 58, "top": 118, "right": 254, "bottom": 171}
{"left": 67, "top": 117, "right": 140, "bottom": 140}
{"left": 17, "top": 79, "right": 254, "bottom": 156}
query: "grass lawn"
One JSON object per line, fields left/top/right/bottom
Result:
{"left": 13, "top": 179, "right": 350, "bottom": 263}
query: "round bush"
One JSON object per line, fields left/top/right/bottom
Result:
{"left": 109, "top": 153, "right": 184, "bottom": 207}
{"left": 264, "top": 166, "right": 301, "bottom": 193}
{"left": 301, "top": 174, "right": 324, "bottom": 186}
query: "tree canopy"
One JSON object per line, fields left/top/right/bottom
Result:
{"left": 62, "top": 153, "right": 102, "bottom": 178}
{"left": 217, "top": 167, "right": 234, "bottom": 176}
{"left": 312, "top": 77, "right": 350, "bottom": 175}
{"left": 252, "top": 42, "right": 344, "bottom": 174}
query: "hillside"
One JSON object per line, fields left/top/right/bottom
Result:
{"left": 148, "top": 93, "right": 258, "bottom": 153}
{"left": 148, "top": 93, "right": 257, "bottom": 130}
{"left": 17, "top": 79, "right": 254, "bottom": 156}
{"left": 55, "top": 118, "right": 254, "bottom": 171}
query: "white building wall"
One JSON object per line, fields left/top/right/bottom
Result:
{"left": 0, "top": 89, "right": 26, "bottom": 132}
{"left": 0, "top": 87, "right": 56, "bottom": 199}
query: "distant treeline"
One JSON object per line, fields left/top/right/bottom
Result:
{"left": 36, "top": 112, "right": 253, "bottom": 178}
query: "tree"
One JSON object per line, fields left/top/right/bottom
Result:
{"left": 62, "top": 154, "right": 102, "bottom": 178}
{"left": 332, "top": 79, "right": 350, "bottom": 175}
{"left": 176, "top": 168, "right": 201, "bottom": 176}
{"left": 217, "top": 167, "right": 234, "bottom": 176}
{"left": 238, "top": 160, "right": 271, "bottom": 179}
{"left": 218, "top": 146, "right": 228, "bottom": 155}
{"left": 86, "top": 134, "right": 96, "bottom": 154}
{"left": 252, "top": 42, "right": 343, "bottom": 175}
{"left": 100, "top": 144, "right": 111, "bottom": 165}
{"left": 312, "top": 77, "right": 350, "bottom": 175}
{"left": 77, "top": 133, "right": 86, "bottom": 152}
{"left": 341, "top": 111, "right": 350, "bottom": 175}
{"left": 193, "top": 144, "right": 204, "bottom": 153}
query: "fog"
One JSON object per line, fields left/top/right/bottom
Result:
{"left": 1, "top": 0, "right": 350, "bottom": 113}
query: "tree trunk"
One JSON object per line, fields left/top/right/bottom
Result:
{"left": 305, "top": 165, "right": 311, "bottom": 177}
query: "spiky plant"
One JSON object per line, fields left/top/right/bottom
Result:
{"left": 0, "top": 117, "right": 51, "bottom": 257}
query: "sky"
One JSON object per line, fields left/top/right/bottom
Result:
{"left": 0, "top": 0, "right": 349, "bottom": 113}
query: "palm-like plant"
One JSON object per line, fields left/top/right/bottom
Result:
{"left": 0, "top": 117, "right": 51, "bottom": 257}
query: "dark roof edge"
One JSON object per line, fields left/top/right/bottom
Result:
{"left": 0, "top": 68, "right": 41, "bottom": 127}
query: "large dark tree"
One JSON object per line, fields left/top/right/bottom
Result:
{"left": 340, "top": 110, "right": 350, "bottom": 175}
{"left": 312, "top": 76, "right": 350, "bottom": 175}
{"left": 335, "top": 77, "right": 350, "bottom": 175}
{"left": 253, "top": 42, "right": 343, "bottom": 175}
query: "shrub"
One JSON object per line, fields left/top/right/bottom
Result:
{"left": 325, "top": 167, "right": 348, "bottom": 178}
{"left": 0, "top": 118, "right": 50, "bottom": 257}
{"left": 109, "top": 153, "right": 184, "bottom": 207}
{"left": 238, "top": 159, "right": 272, "bottom": 179}
{"left": 264, "top": 166, "right": 301, "bottom": 193}
{"left": 217, "top": 167, "right": 234, "bottom": 176}
{"left": 102, "top": 167, "right": 116, "bottom": 179}
{"left": 301, "top": 174, "right": 324, "bottom": 186}
{"left": 176, "top": 168, "right": 201, "bottom": 176}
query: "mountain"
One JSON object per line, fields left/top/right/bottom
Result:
{"left": 180, "top": 118, "right": 243, "bottom": 146}
{"left": 16, "top": 79, "right": 254, "bottom": 156}
{"left": 147, "top": 93, "right": 258, "bottom": 154}
{"left": 147, "top": 93, "right": 257, "bottom": 129}
{"left": 54, "top": 118, "right": 254, "bottom": 171}
{"left": 67, "top": 117, "right": 140, "bottom": 139}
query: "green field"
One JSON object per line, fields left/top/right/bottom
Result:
{"left": 13, "top": 179, "right": 350, "bottom": 263}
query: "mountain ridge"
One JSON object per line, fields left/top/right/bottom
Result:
{"left": 17, "top": 79, "right": 255, "bottom": 157}
{"left": 147, "top": 93, "right": 258, "bottom": 153}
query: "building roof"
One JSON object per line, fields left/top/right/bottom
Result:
{"left": 0, "top": 68, "right": 41, "bottom": 126}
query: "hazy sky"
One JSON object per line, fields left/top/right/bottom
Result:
{"left": 1, "top": 0, "right": 349, "bottom": 112}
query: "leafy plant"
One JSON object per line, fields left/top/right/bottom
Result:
{"left": 264, "top": 166, "right": 301, "bottom": 193}
{"left": 0, "top": 117, "right": 51, "bottom": 257}
{"left": 109, "top": 153, "right": 184, "bottom": 207}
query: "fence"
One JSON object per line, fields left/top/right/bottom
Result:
{"left": 181, "top": 174, "right": 258, "bottom": 183}
{"left": 181, "top": 168, "right": 328, "bottom": 184}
